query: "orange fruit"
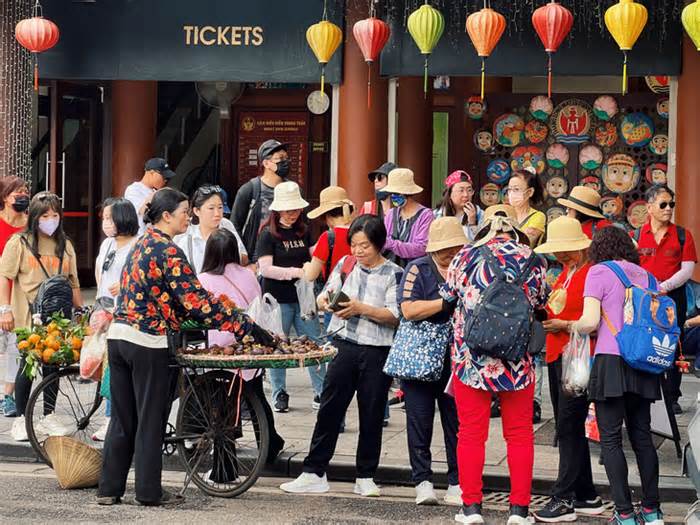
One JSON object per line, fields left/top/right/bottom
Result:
{"left": 42, "top": 348, "right": 55, "bottom": 364}
{"left": 72, "top": 349, "right": 80, "bottom": 363}
{"left": 71, "top": 337, "right": 82, "bottom": 350}
{"left": 47, "top": 322, "right": 58, "bottom": 332}
{"left": 45, "top": 336, "right": 61, "bottom": 351}
{"left": 28, "top": 333, "right": 41, "bottom": 345}
{"left": 18, "top": 340, "right": 30, "bottom": 351}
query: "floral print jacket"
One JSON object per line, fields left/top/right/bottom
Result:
{"left": 113, "top": 227, "right": 252, "bottom": 337}
{"left": 441, "top": 237, "right": 548, "bottom": 392}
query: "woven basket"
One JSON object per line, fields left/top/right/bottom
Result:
{"left": 44, "top": 436, "right": 102, "bottom": 489}
{"left": 176, "top": 347, "right": 337, "bottom": 369}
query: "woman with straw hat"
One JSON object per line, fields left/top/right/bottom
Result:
{"left": 257, "top": 181, "right": 324, "bottom": 413}
{"left": 398, "top": 217, "right": 466, "bottom": 507}
{"left": 557, "top": 186, "right": 612, "bottom": 240}
{"left": 382, "top": 168, "right": 434, "bottom": 268}
{"left": 531, "top": 217, "right": 604, "bottom": 522}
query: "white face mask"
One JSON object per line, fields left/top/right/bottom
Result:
{"left": 38, "top": 217, "right": 60, "bottom": 236}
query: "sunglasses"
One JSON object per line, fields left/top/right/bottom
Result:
{"left": 658, "top": 201, "right": 676, "bottom": 210}
{"left": 196, "top": 185, "right": 223, "bottom": 197}
{"left": 369, "top": 173, "right": 386, "bottom": 183}
{"left": 102, "top": 250, "right": 117, "bottom": 273}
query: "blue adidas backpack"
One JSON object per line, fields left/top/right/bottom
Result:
{"left": 601, "top": 261, "right": 680, "bottom": 375}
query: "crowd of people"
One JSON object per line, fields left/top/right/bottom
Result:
{"left": 0, "top": 137, "right": 697, "bottom": 524}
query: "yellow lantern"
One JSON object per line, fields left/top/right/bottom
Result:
{"left": 682, "top": 0, "right": 700, "bottom": 51}
{"left": 306, "top": 20, "right": 342, "bottom": 95}
{"left": 407, "top": 2, "right": 445, "bottom": 95}
{"left": 604, "top": 0, "right": 648, "bottom": 95}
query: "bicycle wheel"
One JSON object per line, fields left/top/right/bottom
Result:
{"left": 26, "top": 366, "right": 105, "bottom": 466}
{"left": 176, "top": 370, "right": 269, "bottom": 498}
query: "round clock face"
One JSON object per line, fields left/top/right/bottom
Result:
{"left": 307, "top": 90, "right": 330, "bottom": 115}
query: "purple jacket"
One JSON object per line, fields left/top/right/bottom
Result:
{"left": 383, "top": 206, "right": 434, "bottom": 260}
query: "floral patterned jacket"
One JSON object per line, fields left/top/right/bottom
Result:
{"left": 112, "top": 227, "right": 252, "bottom": 337}
{"left": 441, "top": 237, "right": 548, "bottom": 392}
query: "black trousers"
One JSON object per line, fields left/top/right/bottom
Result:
{"left": 595, "top": 393, "right": 660, "bottom": 514}
{"left": 99, "top": 339, "right": 175, "bottom": 503}
{"left": 402, "top": 360, "right": 459, "bottom": 486}
{"left": 548, "top": 358, "right": 597, "bottom": 502}
{"left": 663, "top": 287, "right": 687, "bottom": 404}
{"left": 303, "top": 339, "right": 392, "bottom": 478}
{"left": 14, "top": 356, "right": 59, "bottom": 417}
{"left": 246, "top": 373, "right": 285, "bottom": 459}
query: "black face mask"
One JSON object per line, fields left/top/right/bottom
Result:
{"left": 275, "top": 159, "right": 290, "bottom": 178}
{"left": 11, "top": 195, "right": 29, "bottom": 213}
{"left": 376, "top": 190, "right": 390, "bottom": 201}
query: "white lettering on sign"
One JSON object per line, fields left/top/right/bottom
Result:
{"left": 183, "top": 25, "right": 264, "bottom": 46}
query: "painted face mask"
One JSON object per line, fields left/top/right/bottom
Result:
{"left": 390, "top": 194, "right": 407, "bottom": 208}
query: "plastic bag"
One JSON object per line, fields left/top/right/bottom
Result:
{"left": 295, "top": 279, "right": 318, "bottom": 321}
{"left": 80, "top": 332, "right": 107, "bottom": 381}
{"left": 561, "top": 330, "right": 591, "bottom": 397}
{"left": 246, "top": 293, "right": 284, "bottom": 336}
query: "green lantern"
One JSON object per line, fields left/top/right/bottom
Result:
{"left": 407, "top": 1, "right": 445, "bottom": 95}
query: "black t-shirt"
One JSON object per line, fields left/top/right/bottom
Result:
{"left": 257, "top": 226, "right": 311, "bottom": 303}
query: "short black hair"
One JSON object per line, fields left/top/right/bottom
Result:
{"left": 144, "top": 188, "right": 188, "bottom": 225}
{"left": 348, "top": 214, "right": 386, "bottom": 252}
{"left": 589, "top": 225, "right": 639, "bottom": 265}
{"left": 645, "top": 184, "right": 674, "bottom": 203}
{"left": 102, "top": 197, "right": 139, "bottom": 237}
{"left": 190, "top": 185, "right": 224, "bottom": 225}
{"left": 200, "top": 229, "right": 241, "bottom": 275}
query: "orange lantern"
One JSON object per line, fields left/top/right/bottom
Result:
{"left": 353, "top": 15, "right": 391, "bottom": 108}
{"left": 466, "top": 3, "right": 506, "bottom": 101}
{"left": 15, "top": 1, "right": 60, "bottom": 91}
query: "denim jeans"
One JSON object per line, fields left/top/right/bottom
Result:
{"left": 533, "top": 353, "right": 544, "bottom": 406}
{"left": 269, "top": 303, "right": 325, "bottom": 403}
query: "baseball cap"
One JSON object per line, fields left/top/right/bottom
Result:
{"left": 368, "top": 162, "right": 397, "bottom": 182}
{"left": 144, "top": 158, "right": 176, "bottom": 179}
{"left": 257, "top": 140, "right": 289, "bottom": 162}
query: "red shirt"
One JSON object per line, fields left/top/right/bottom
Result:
{"left": 545, "top": 262, "right": 592, "bottom": 363}
{"left": 637, "top": 221, "right": 697, "bottom": 281}
{"left": 581, "top": 219, "right": 612, "bottom": 240}
{"left": 312, "top": 226, "right": 351, "bottom": 279}
{"left": 0, "top": 218, "right": 22, "bottom": 255}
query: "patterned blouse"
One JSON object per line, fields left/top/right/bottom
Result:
{"left": 441, "top": 237, "right": 548, "bottom": 392}
{"left": 112, "top": 227, "right": 252, "bottom": 339}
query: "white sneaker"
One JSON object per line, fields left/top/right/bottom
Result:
{"left": 91, "top": 418, "right": 110, "bottom": 441}
{"left": 353, "top": 478, "right": 380, "bottom": 497}
{"left": 444, "top": 484, "right": 463, "bottom": 506}
{"left": 279, "top": 472, "right": 330, "bottom": 494}
{"left": 11, "top": 416, "right": 28, "bottom": 442}
{"left": 506, "top": 515, "right": 534, "bottom": 524}
{"left": 415, "top": 480, "right": 438, "bottom": 505}
{"left": 36, "top": 414, "right": 72, "bottom": 437}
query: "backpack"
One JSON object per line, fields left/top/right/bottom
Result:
{"left": 313, "top": 228, "right": 336, "bottom": 296}
{"left": 633, "top": 225, "right": 686, "bottom": 250}
{"left": 600, "top": 261, "right": 680, "bottom": 375}
{"left": 21, "top": 237, "right": 73, "bottom": 323}
{"left": 462, "top": 247, "right": 539, "bottom": 362}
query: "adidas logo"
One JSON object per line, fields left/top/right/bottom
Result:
{"left": 652, "top": 335, "right": 676, "bottom": 358}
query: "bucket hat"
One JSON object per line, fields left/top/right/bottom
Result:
{"left": 473, "top": 206, "right": 528, "bottom": 247}
{"left": 535, "top": 216, "right": 591, "bottom": 254}
{"left": 269, "top": 181, "right": 309, "bottom": 212}
{"left": 382, "top": 168, "right": 423, "bottom": 196}
{"left": 426, "top": 217, "right": 468, "bottom": 253}
{"left": 307, "top": 186, "right": 355, "bottom": 220}
{"left": 557, "top": 186, "right": 605, "bottom": 219}
{"left": 368, "top": 162, "right": 397, "bottom": 182}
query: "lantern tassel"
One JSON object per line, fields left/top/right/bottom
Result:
{"left": 34, "top": 62, "right": 38, "bottom": 92}
{"left": 480, "top": 58, "right": 486, "bottom": 101}
{"left": 547, "top": 52, "right": 552, "bottom": 99}
{"left": 622, "top": 51, "right": 628, "bottom": 96}
{"left": 367, "top": 62, "right": 371, "bottom": 110}
{"left": 321, "top": 65, "right": 326, "bottom": 96}
{"left": 423, "top": 57, "right": 428, "bottom": 98}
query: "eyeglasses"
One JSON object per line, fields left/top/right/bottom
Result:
{"left": 658, "top": 201, "right": 676, "bottom": 210}
{"left": 102, "top": 250, "right": 117, "bottom": 273}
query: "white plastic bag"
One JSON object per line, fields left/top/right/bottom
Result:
{"left": 80, "top": 332, "right": 107, "bottom": 381}
{"left": 295, "top": 279, "right": 318, "bottom": 321}
{"left": 561, "top": 330, "right": 591, "bottom": 397}
{"left": 246, "top": 293, "right": 284, "bottom": 336}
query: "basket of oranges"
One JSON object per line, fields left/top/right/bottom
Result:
{"left": 15, "top": 312, "right": 87, "bottom": 379}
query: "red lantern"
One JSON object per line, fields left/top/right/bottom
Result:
{"left": 353, "top": 17, "right": 390, "bottom": 109}
{"left": 15, "top": 2, "right": 60, "bottom": 91}
{"left": 532, "top": 1, "right": 573, "bottom": 98}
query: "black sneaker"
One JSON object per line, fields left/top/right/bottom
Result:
{"left": 274, "top": 391, "right": 290, "bottom": 413}
{"left": 137, "top": 490, "right": 184, "bottom": 507}
{"left": 672, "top": 401, "right": 683, "bottom": 415}
{"left": 574, "top": 496, "right": 605, "bottom": 516}
{"left": 508, "top": 504, "right": 531, "bottom": 524}
{"left": 312, "top": 395, "right": 321, "bottom": 410}
{"left": 490, "top": 399, "right": 501, "bottom": 418}
{"left": 455, "top": 503, "right": 484, "bottom": 524}
{"left": 533, "top": 401, "right": 542, "bottom": 424}
{"left": 533, "top": 497, "right": 576, "bottom": 522}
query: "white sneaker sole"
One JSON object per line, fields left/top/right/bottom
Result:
{"left": 444, "top": 495, "right": 462, "bottom": 506}
{"left": 455, "top": 513, "right": 485, "bottom": 524}
{"left": 575, "top": 507, "right": 605, "bottom": 516}
{"left": 416, "top": 495, "right": 438, "bottom": 505}
{"left": 532, "top": 512, "right": 577, "bottom": 523}
{"left": 279, "top": 482, "right": 329, "bottom": 494}
{"left": 353, "top": 486, "right": 380, "bottom": 497}
{"left": 507, "top": 516, "right": 535, "bottom": 524}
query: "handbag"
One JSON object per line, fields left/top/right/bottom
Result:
{"left": 383, "top": 318, "right": 452, "bottom": 381}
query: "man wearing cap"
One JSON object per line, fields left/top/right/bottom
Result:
{"left": 232, "top": 139, "right": 289, "bottom": 261}
{"left": 558, "top": 186, "right": 611, "bottom": 240}
{"left": 361, "top": 162, "right": 397, "bottom": 219}
{"left": 124, "top": 157, "right": 176, "bottom": 235}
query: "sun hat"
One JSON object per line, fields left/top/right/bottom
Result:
{"left": 426, "top": 217, "right": 468, "bottom": 253}
{"left": 368, "top": 162, "right": 397, "bottom": 182}
{"left": 535, "top": 216, "right": 591, "bottom": 254}
{"left": 269, "top": 181, "right": 309, "bottom": 212}
{"left": 307, "top": 186, "right": 355, "bottom": 220}
{"left": 557, "top": 186, "right": 605, "bottom": 219}
{"left": 473, "top": 206, "right": 528, "bottom": 247}
{"left": 382, "top": 168, "right": 423, "bottom": 196}
{"left": 482, "top": 203, "right": 517, "bottom": 221}
{"left": 444, "top": 170, "right": 473, "bottom": 188}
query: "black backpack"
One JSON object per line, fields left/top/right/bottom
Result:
{"left": 462, "top": 247, "right": 539, "bottom": 362}
{"left": 21, "top": 237, "right": 73, "bottom": 323}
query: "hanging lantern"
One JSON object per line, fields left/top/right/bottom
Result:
{"left": 306, "top": 19, "right": 342, "bottom": 95}
{"left": 682, "top": 0, "right": 700, "bottom": 51}
{"left": 466, "top": 3, "right": 506, "bottom": 101}
{"left": 15, "top": 0, "right": 60, "bottom": 91}
{"left": 353, "top": 16, "right": 391, "bottom": 108}
{"left": 407, "top": 2, "right": 445, "bottom": 97}
{"left": 604, "top": 0, "right": 648, "bottom": 95}
{"left": 531, "top": 1, "right": 573, "bottom": 99}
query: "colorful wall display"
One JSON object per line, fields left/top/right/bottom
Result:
{"left": 474, "top": 129, "right": 494, "bottom": 152}
{"left": 620, "top": 112, "right": 655, "bottom": 147}
{"left": 545, "top": 175, "right": 569, "bottom": 199}
{"left": 602, "top": 153, "right": 641, "bottom": 194}
{"left": 479, "top": 183, "right": 501, "bottom": 207}
{"left": 525, "top": 120, "right": 549, "bottom": 144}
{"left": 529, "top": 96, "right": 554, "bottom": 121}
{"left": 546, "top": 205, "right": 567, "bottom": 222}
{"left": 511, "top": 146, "right": 545, "bottom": 174}
{"left": 551, "top": 99, "right": 592, "bottom": 144}
{"left": 546, "top": 143, "right": 569, "bottom": 168}
{"left": 579, "top": 144, "right": 604, "bottom": 170}
{"left": 486, "top": 159, "right": 511, "bottom": 184}
{"left": 595, "top": 122, "right": 618, "bottom": 147}
{"left": 466, "top": 96, "right": 488, "bottom": 119}
{"left": 493, "top": 113, "right": 525, "bottom": 146}
{"left": 627, "top": 199, "right": 650, "bottom": 229}
{"left": 657, "top": 97, "right": 669, "bottom": 119}
{"left": 593, "top": 95, "right": 619, "bottom": 121}
{"left": 646, "top": 162, "right": 668, "bottom": 185}
{"left": 649, "top": 134, "right": 668, "bottom": 155}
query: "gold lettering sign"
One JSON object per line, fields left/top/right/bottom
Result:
{"left": 183, "top": 25, "right": 264, "bottom": 46}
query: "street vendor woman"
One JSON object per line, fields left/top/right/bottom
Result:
{"left": 98, "top": 187, "right": 272, "bottom": 507}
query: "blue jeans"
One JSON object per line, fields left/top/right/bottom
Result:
{"left": 269, "top": 303, "right": 326, "bottom": 403}
{"left": 533, "top": 353, "right": 544, "bottom": 406}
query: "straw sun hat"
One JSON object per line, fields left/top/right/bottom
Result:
{"left": 382, "top": 168, "right": 423, "bottom": 195}
{"left": 535, "top": 216, "right": 591, "bottom": 254}
{"left": 269, "top": 181, "right": 309, "bottom": 212}
{"left": 473, "top": 204, "right": 528, "bottom": 247}
{"left": 307, "top": 186, "right": 355, "bottom": 220}
{"left": 426, "top": 217, "right": 468, "bottom": 253}
{"left": 557, "top": 186, "right": 605, "bottom": 219}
